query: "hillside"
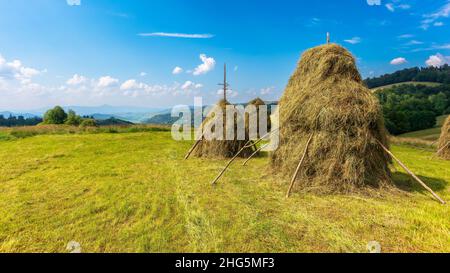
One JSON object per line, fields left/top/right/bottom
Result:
{"left": 0, "top": 130, "right": 448, "bottom": 252}
{"left": 371, "top": 81, "right": 441, "bottom": 92}
{"left": 365, "top": 65, "right": 450, "bottom": 89}
{"left": 399, "top": 115, "right": 449, "bottom": 141}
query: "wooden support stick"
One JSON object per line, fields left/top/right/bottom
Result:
{"left": 184, "top": 139, "right": 203, "bottom": 160}
{"left": 184, "top": 132, "right": 205, "bottom": 160}
{"left": 286, "top": 133, "right": 314, "bottom": 198}
{"left": 242, "top": 143, "right": 269, "bottom": 166}
{"left": 210, "top": 128, "right": 279, "bottom": 185}
{"left": 436, "top": 141, "right": 450, "bottom": 156}
{"left": 376, "top": 139, "right": 446, "bottom": 205}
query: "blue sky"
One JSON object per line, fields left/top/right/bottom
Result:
{"left": 0, "top": 0, "right": 449, "bottom": 110}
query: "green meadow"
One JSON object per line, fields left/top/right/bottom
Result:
{"left": 0, "top": 129, "right": 449, "bottom": 253}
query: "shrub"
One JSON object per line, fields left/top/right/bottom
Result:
{"left": 80, "top": 119, "right": 98, "bottom": 128}
{"left": 65, "top": 110, "right": 83, "bottom": 126}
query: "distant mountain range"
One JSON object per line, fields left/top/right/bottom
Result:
{"left": 2, "top": 101, "right": 279, "bottom": 125}
{"left": 0, "top": 105, "right": 167, "bottom": 124}
{"left": 144, "top": 101, "right": 278, "bottom": 125}
{"left": 0, "top": 111, "right": 39, "bottom": 119}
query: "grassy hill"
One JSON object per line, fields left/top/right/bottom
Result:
{"left": 371, "top": 81, "right": 441, "bottom": 92}
{"left": 399, "top": 115, "right": 448, "bottom": 141}
{"left": 0, "top": 130, "right": 449, "bottom": 253}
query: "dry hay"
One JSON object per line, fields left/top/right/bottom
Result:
{"left": 246, "top": 97, "right": 272, "bottom": 138}
{"left": 270, "top": 43, "right": 392, "bottom": 193}
{"left": 437, "top": 115, "right": 450, "bottom": 159}
{"left": 192, "top": 99, "right": 254, "bottom": 158}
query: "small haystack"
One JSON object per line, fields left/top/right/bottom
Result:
{"left": 271, "top": 43, "right": 392, "bottom": 193}
{"left": 192, "top": 99, "right": 254, "bottom": 158}
{"left": 246, "top": 98, "right": 272, "bottom": 138}
{"left": 437, "top": 116, "right": 450, "bottom": 159}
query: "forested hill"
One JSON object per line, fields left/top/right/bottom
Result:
{"left": 364, "top": 65, "right": 450, "bottom": 89}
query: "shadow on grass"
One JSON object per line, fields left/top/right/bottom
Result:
{"left": 392, "top": 172, "right": 448, "bottom": 194}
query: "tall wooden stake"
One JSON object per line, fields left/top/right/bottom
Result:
{"left": 376, "top": 139, "right": 446, "bottom": 205}
{"left": 286, "top": 133, "right": 314, "bottom": 198}
{"left": 436, "top": 141, "right": 450, "bottom": 156}
{"left": 242, "top": 143, "right": 269, "bottom": 166}
{"left": 210, "top": 128, "right": 279, "bottom": 185}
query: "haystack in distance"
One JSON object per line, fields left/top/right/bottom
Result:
{"left": 192, "top": 99, "right": 254, "bottom": 158}
{"left": 270, "top": 43, "right": 392, "bottom": 193}
{"left": 437, "top": 115, "right": 450, "bottom": 159}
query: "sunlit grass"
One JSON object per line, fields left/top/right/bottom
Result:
{"left": 0, "top": 131, "right": 449, "bottom": 253}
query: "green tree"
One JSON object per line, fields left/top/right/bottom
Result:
{"left": 429, "top": 92, "right": 448, "bottom": 115}
{"left": 80, "top": 119, "right": 98, "bottom": 127}
{"left": 43, "top": 106, "right": 67, "bottom": 124}
{"left": 65, "top": 110, "right": 82, "bottom": 126}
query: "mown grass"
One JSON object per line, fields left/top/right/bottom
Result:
{"left": 0, "top": 131, "right": 449, "bottom": 253}
{"left": 0, "top": 124, "right": 170, "bottom": 140}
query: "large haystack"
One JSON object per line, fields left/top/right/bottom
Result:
{"left": 192, "top": 99, "right": 254, "bottom": 158}
{"left": 437, "top": 116, "right": 450, "bottom": 159}
{"left": 270, "top": 44, "right": 392, "bottom": 193}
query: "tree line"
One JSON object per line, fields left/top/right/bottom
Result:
{"left": 42, "top": 106, "right": 97, "bottom": 127}
{"left": 365, "top": 65, "right": 450, "bottom": 89}
{"left": 376, "top": 84, "right": 450, "bottom": 135}
{"left": 0, "top": 115, "right": 43, "bottom": 127}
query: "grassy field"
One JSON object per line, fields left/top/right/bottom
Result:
{"left": 0, "top": 130, "right": 449, "bottom": 253}
{"left": 371, "top": 81, "right": 442, "bottom": 92}
{"left": 399, "top": 115, "right": 448, "bottom": 141}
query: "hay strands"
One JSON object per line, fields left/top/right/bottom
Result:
{"left": 436, "top": 141, "right": 450, "bottom": 156}
{"left": 242, "top": 143, "right": 270, "bottom": 166}
{"left": 286, "top": 133, "right": 314, "bottom": 198}
{"left": 184, "top": 132, "right": 205, "bottom": 160}
{"left": 376, "top": 139, "right": 446, "bottom": 205}
{"left": 211, "top": 128, "right": 279, "bottom": 185}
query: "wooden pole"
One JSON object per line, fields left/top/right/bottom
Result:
{"left": 376, "top": 139, "right": 446, "bottom": 205}
{"left": 184, "top": 138, "right": 203, "bottom": 160}
{"left": 184, "top": 131, "right": 205, "bottom": 160}
{"left": 436, "top": 141, "right": 450, "bottom": 156}
{"left": 286, "top": 133, "right": 314, "bottom": 198}
{"left": 223, "top": 64, "right": 227, "bottom": 101}
{"left": 242, "top": 143, "right": 269, "bottom": 166}
{"left": 210, "top": 128, "right": 279, "bottom": 185}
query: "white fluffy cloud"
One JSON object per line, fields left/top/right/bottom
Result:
{"left": 344, "top": 37, "right": 361, "bottom": 44}
{"left": 193, "top": 54, "right": 216, "bottom": 76}
{"left": 120, "top": 79, "right": 141, "bottom": 90}
{"left": 217, "top": 88, "right": 238, "bottom": 98}
{"left": 66, "top": 74, "right": 87, "bottom": 85}
{"left": 97, "top": 76, "right": 119, "bottom": 88}
{"left": 181, "top": 81, "right": 203, "bottom": 90}
{"left": 0, "top": 54, "right": 42, "bottom": 82}
{"left": 426, "top": 53, "right": 450, "bottom": 67}
{"left": 260, "top": 86, "right": 276, "bottom": 95}
{"left": 390, "top": 57, "right": 408, "bottom": 65}
{"left": 172, "top": 66, "right": 183, "bottom": 75}
{"left": 66, "top": 0, "right": 81, "bottom": 6}
{"left": 0, "top": 52, "right": 210, "bottom": 109}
